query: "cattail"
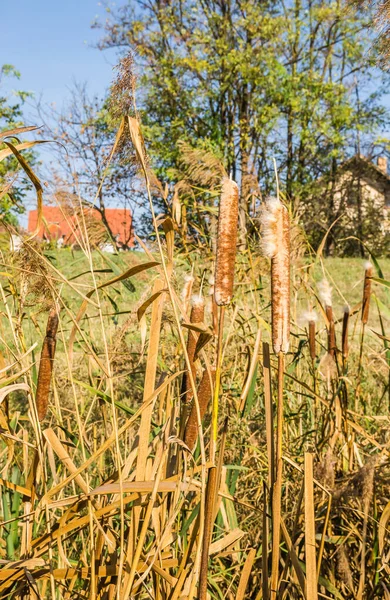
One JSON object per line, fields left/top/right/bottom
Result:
{"left": 181, "top": 274, "right": 194, "bottom": 316}
{"left": 304, "top": 311, "right": 317, "bottom": 361}
{"left": 214, "top": 178, "right": 239, "bottom": 306}
{"left": 35, "top": 307, "right": 59, "bottom": 421}
{"left": 184, "top": 367, "right": 215, "bottom": 451}
{"left": 261, "top": 197, "right": 290, "bottom": 354}
{"left": 318, "top": 279, "right": 336, "bottom": 356}
{"left": 361, "top": 262, "right": 373, "bottom": 325}
{"left": 181, "top": 295, "right": 205, "bottom": 405}
{"left": 342, "top": 306, "right": 350, "bottom": 360}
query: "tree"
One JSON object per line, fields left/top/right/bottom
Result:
{"left": 94, "top": 0, "right": 389, "bottom": 252}
{"left": 0, "top": 65, "right": 34, "bottom": 225}
{"left": 37, "top": 83, "right": 137, "bottom": 248}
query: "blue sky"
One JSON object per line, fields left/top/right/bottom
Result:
{"left": 1, "top": 0, "right": 120, "bottom": 223}
{"left": 1, "top": 0, "right": 117, "bottom": 116}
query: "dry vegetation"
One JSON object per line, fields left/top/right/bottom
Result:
{"left": 1, "top": 106, "right": 390, "bottom": 600}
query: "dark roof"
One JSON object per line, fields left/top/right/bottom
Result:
{"left": 339, "top": 154, "right": 390, "bottom": 185}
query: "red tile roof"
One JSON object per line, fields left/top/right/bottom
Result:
{"left": 28, "top": 206, "right": 134, "bottom": 246}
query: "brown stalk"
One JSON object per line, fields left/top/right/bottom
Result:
{"left": 184, "top": 367, "right": 215, "bottom": 451}
{"left": 214, "top": 177, "right": 239, "bottom": 306}
{"left": 309, "top": 320, "right": 316, "bottom": 361}
{"left": 342, "top": 306, "right": 350, "bottom": 360}
{"left": 199, "top": 466, "right": 217, "bottom": 600}
{"left": 35, "top": 308, "right": 59, "bottom": 421}
{"left": 361, "top": 263, "right": 373, "bottom": 324}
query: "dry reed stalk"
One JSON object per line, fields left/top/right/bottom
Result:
{"left": 214, "top": 177, "right": 239, "bottom": 306}
{"left": 208, "top": 275, "right": 218, "bottom": 334}
{"left": 199, "top": 466, "right": 217, "bottom": 600}
{"left": 304, "top": 453, "right": 318, "bottom": 600}
{"left": 262, "top": 342, "right": 275, "bottom": 491}
{"left": 262, "top": 481, "right": 269, "bottom": 600}
{"left": 181, "top": 295, "right": 205, "bottom": 406}
{"left": 361, "top": 262, "right": 373, "bottom": 324}
{"left": 261, "top": 197, "right": 290, "bottom": 354}
{"left": 270, "top": 353, "right": 284, "bottom": 600}
{"left": 342, "top": 306, "right": 350, "bottom": 360}
{"left": 184, "top": 367, "right": 215, "bottom": 451}
{"left": 236, "top": 548, "right": 257, "bottom": 600}
{"left": 35, "top": 307, "right": 59, "bottom": 421}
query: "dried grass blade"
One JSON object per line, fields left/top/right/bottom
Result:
{"left": 304, "top": 453, "right": 318, "bottom": 600}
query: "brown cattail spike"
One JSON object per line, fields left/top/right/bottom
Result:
{"left": 326, "top": 305, "right": 336, "bottom": 356}
{"left": 261, "top": 198, "right": 290, "bottom": 354}
{"left": 304, "top": 311, "right": 317, "bottom": 361}
{"left": 318, "top": 279, "right": 336, "bottom": 356}
{"left": 342, "top": 306, "right": 350, "bottom": 360}
{"left": 362, "top": 262, "right": 373, "bottom": 325}
{"left": 35, "top": 308, "right": 59, "bottom": 421}
{"left": 184, "top": 368, "right": 215, "bottom": 451}
{"left": 181, "top": 295, "right": 205, "bottom": 405}
{"left": 214, "top": 178, "right": 239, "bottom": 306}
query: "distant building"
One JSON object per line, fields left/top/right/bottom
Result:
{"left": 27, "top": 206, "right": 134, "bottom": 249}
{"left": 308, "top": 154, "right": 390, "bottom": 254}
{"left": 331, "top": 155, "right": 390, "bottom": 221}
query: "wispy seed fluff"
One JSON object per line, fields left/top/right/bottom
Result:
{"left": 362, "top": 262, "right": 373, "bottom": 325}
{"left": 318, "top": 278, "right": 332, "bottom": 308}
{"left": 214, "top": 178, "right": 239, "bottom": 306}
{"left": 261, "top": 197, "right": 290, "bottom": 354}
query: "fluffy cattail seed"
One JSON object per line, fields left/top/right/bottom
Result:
{"left": 181, "top": 295, "right": 205, "bottom": 405}
{"left": 184, "top": 368, "right": 215, "bottom": 451}
{"left": 35, "top": 307, "right": 59, "bottom": 421}
{"left": 342, "top": 306, "right": 350, "bottom": 360}
{"left": 304, "top": 311, "right": 317, "bottom": 361}
{"left": 261, "top": 197, "right": 290, "bottom": 354}
{"left": 362, "top": 262, "right": 373, "bottom": 325}
{"left": 214, "top": 178, "right": 239, "bottom": 306}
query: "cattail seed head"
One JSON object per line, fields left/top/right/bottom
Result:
{"left": 342, "top": 305, "right": 350, "bottom": 360}
{"left": 318, "top": 279, "right": 336, "bottom": 355}
{"left": 184, "top": 368, "right": 215, "bottom": 451}
{"left": 35, "top": 307, "right": 59, "bottom": 421}
{"left": 181, "top": 295, "right": 205, "bottom": 405}
{"left": 261, "top": 197, "right": 290, "bottom": 354}
{"left": 304, "top": 311, "right": 317, "bottom": 361}
{"left": 325, "top": 304, "right": 336, "bottom": 356}
{"left": 362, "top": 262, "right": 373, "bottom": 325}
{"left": 214, "top": 178, "right": 239, "bottom": 306}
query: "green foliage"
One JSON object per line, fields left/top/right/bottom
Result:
{"left": 0, "top": 65, "right": 34, "bottom": 224}
{"left": 96, "top": 0, "right": 389, "bottom": 237}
